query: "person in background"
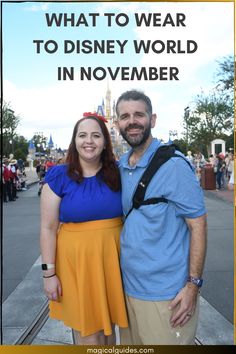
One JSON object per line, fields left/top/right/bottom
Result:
{"left": 216, "top": 153, "right": 226, "bottom": 190}
{"left": 17, "top": 158, "right": 25, "bottom": 173}
{"left": 9, "top": 159, "right": 18, "bottom": 200}
{"left": 185, "top": 151, "right": 193, "bottom": 164}
{"left": 36, "top": 160, "right": 41, "bottom": 179}
{"left": 208, "top": 154, "right": 217, "bottom": 167}
{"left": 40, "top": 113, "right": 128, "bottom": 345}
{"left": 228, "top": 167, "right": 234, "bottom": 191}
{"left": 208, "top": 154, "right": 218, "bottom": 174}
{"left": 2, "top": 158, "right": 14, "bottom": 202}
{"left": 56, "top": 157, "right": 66, "bottom": 165}
{"left": 227, "top": 153, "right": 234, "bottom": 182}
{"left": 193, "top": 152, "right": 206, "bottom": 182}
{"left": 115, "top": 89, "right": 207, "bottom": 345}
{"left": 45, "top": 158, "right": 55, "bottom": 171}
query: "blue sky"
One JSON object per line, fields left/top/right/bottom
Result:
{"left": 3, "top": 1, "right": 234, "bottom": 149}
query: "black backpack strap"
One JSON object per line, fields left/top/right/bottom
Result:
{"left": 125, "top": 197, "right": 168, "bottom": 220}
{"left": 125, "top": 145, "right": 175, "bottom": 219}
{"left": 124, "top": 144, "right": 193, "bottom": 220}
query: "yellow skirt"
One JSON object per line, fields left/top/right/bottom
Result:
{"left": 49, "top": 217, "right": 128, "bottom": 337}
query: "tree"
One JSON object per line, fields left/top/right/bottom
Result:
{"left": 216, "top": 55, "right": 234, "bottom": 92}
{"left": 221, "top": 132, "right": 234, "bottom": 152}
{"left": 1, "top": 102, "right": 21, "bottom": 157}
{"left": 182, "top": 55, "right": 234, "bottom": 156}
{"left": 32, "top": 133, "right": 48, "bottom": 152}
{"left": 183, "top": 91, "right": 233, "bottom": 156}
{"left": 2, "top": 102, "right": 20, "bottom": 137}
{"left": 172, "top": 138, "right": 189, "bottom": 156}
{"left": 13, "top": 135, "right": 29, "bottom": 161}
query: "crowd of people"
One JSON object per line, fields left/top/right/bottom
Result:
{"left": 2, "top": 149, "right": 233, "bottom": 204}
{"left": 185, "top": 150, "right": 234, "bottom": 190}
{"left": 2, "top": 157, "right": 27, "bottom": 202}
{"left": 35, "top": 157, "right": 65, "bottom": 196}
{"left": 36, "top": 157, "right": 66, "bottom": 180}
{"left": 1, "top": 156, "right": 66, "bottom": 202}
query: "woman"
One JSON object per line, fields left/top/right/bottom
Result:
{"left": 227, "top": 153, "right": 234, "bottom": 182}
{"left": 216, "top": 153, "right": 226, "bottom": 190}
{"left": 40, "top": 113, "right": 128, "bottom": 345}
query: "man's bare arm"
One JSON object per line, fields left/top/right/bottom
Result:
{"left": 169, "top": 214, "right": 207, "bottom": 328}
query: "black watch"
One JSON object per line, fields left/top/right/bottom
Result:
{"left": 187, "top": 276, "right": 203, "bottom": 288}
{"left": 41, "top": 263, "right": 55, "bottom": 271}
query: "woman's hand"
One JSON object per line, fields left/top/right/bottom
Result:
{"left": 43, "top": 275, "right": 62, "bottom": 301}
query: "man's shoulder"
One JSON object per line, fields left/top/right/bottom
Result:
{"left": 153, "top": 145, "right": 195, "bottom": 176}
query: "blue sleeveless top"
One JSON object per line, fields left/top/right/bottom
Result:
{"left": 44, "top": 164, "right": 122, "bottom": 223}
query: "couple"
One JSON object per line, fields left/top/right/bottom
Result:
{"left": 40, "top": 90, "right": 207, "bottom": 345}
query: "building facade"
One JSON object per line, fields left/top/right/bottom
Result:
{"left": 97, "top": 85, "right": 129, "bottom": 158}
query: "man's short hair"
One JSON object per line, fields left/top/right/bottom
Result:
{"left": 116, "top": 90, "right": 153, "bottom": 117}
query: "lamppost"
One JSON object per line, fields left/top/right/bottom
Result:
{"left": 169, "top": 130, "right": 178, "bottom": 141}
{"left": 42, "top": 142, "right": 46, "bottom": 160}
{"left": 37, "top": 143, "right": 41, "bottom": 161}
{"left": 184, "top": 106, "right": 190, "bottom": 151}
{"left": 9, "top": 139, "right": 13, "bottom": 154}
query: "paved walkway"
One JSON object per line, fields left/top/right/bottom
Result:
{"left": 205, "top": 188, "right": 234, "bottom": 204}
{"left": 2, "top": 173, "right": 234, "bottom": 345}
{"left": 3, "top": 254, "right": 234, "bottom": 345}
{"left": 24, "top": 167, "right": 39, "bottom": 186}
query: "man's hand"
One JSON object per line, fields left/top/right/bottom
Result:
{"left": 169, "top": 283, "right": 199, "bottom": 328}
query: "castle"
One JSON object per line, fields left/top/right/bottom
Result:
{"left": 96, "top": 84, "right": 129, "bottom": 158}
{"left": 28, "top": 85, "right": 129, "bottom": 162}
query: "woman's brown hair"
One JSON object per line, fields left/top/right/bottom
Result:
{"left": 66, "top": 116, "right": 120, "bottom": 191}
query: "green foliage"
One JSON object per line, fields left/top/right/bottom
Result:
{"left": 221, "top": 132, "right": 234, "bottom": 152}
{"left": 2, "top": 134, "right": 29, "bottom": 161}
{"left": 2, "top": 102, "right": 20, "bottom": 137}
{"left": 13, "top": 148, "right": 26, "bottom": 161}
{"left": 2, "top": 102, "right": 20, "bottom": 156}
{"left": 216, "top": 55, "right": 234, "bottom": 92}
{"left": 13, "top": 136, "right": 29, "bottom": 161}
{"left": 172, "top": 139, "right": 188, "bottom": 155}
{"left": 182, "top": 56, "right": 234, "bottom": 156}
{"left": 32, "top": 134, "right": 48, "bottom": 152}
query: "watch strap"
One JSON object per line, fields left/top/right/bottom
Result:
{"left": 42, "top": 263, "right": 55, "bottom": 271}
{"left": 187, "top": 276, "right": 203, "bottom": 288}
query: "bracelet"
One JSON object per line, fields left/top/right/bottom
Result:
{"left": 43, "top": 273, "right": 56, "bottom": 279}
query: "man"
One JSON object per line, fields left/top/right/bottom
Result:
{"left": 2, "top": 158, "right": 14, "bottom": 202}
{"left": 115, "top": 90, "right": 207, "bottom": 345}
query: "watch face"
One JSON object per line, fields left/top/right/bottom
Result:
{"left": 198, "top": 279, "right": 203, "bottom": 287}
{"left": 188, "top": 276, "right": 203, "bottom": 287}
{"left": 194, "top": 279, "right": 203, "bottom": 287}
{"left": 42, "top": 264, "right": 47, "bottom": 270}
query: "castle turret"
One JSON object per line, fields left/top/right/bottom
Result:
{"left": 97, "top": 105, "right": 105, "bottom": 117}
{"left": 112, "top": 100, "right": 116, "bottom": 121}
{"left": 28, "top": 140, "right": 36, "bottom": 157}
{"left": 105, "top": 83, "right": 111, "bottom": 120}
{"left": 27, "top": 140, "right": 36, "bottom": 170}
{"left": 48, "top": 134, "right": 54, "bottom": 149}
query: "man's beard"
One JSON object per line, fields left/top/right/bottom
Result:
{"left": 119, "top": 123, "right": 151, "bottom": 147}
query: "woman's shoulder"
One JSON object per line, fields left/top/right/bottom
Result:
{"left": 44, "top": 164, "right": 68, "bottom": 181}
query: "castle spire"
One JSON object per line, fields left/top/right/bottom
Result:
{"left": 105, "top": 80, "right": 111, "bottom": 119}
{"left": 48, "top": 134, "right": 54, "bottom": 149}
